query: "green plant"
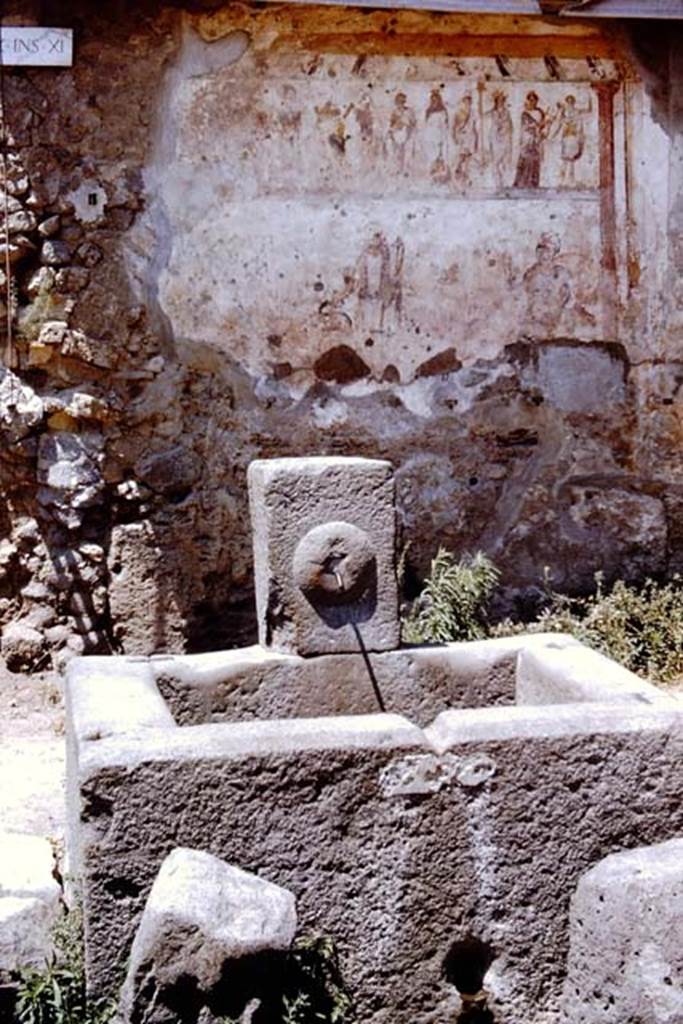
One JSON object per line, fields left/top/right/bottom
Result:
{"left": 15, "top": 908, "right": 114, "bottom": 1024}
{"left": 281, "top": 936, "right": 354, "bottom": 1024}
{"left": 494, "top": 571, "right": 683, "bottom": 684}
{"left": 402, "top": 549, "right": 500, "bottom": 644}
{"left": 220, "top": 936, "right": 354, "bottom": 1024}
{"left": 401, "top": 546, "right": 683, "bottom": 685}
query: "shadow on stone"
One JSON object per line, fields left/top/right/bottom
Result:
{"left": 206, "top": 939, "right": 354, "bottom": 1024}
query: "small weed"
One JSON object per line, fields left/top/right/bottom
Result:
{"left": 15, "top": 908, "right": 114, "bottom": 1024}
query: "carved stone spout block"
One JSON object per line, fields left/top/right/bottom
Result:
{"left": 248, "top": 457, "right": 400, "bottom": 656}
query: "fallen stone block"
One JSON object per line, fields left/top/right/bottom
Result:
{"left": 561, "top": 837, "right": 683, "bottom": 1023}
{"left": 119, "top": 848, "right": 297, "bottom": 1023}
{"left": 0, "top": 834, "right": 62, "bottom": 972}
{"left": 0, "top": 833, "right": 61, "bottom": 907}
{"left": 0, "top": 897, "right": 56, "bottom": 972}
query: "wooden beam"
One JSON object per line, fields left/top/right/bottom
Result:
{"left": 266, "top": 0, "right": 683, "bottom": 16}
{"left": 282, "top": 30, "right": 623, "bottom": 56}
{"left": 559, "top": 0, "right": 683, "bottom": 16}
{"left": 270, "top": 0, "right": 542, "bottom": 11}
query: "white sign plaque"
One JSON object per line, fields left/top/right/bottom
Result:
{"left": 0, "top": 27, "right": 73, "bottom": 67}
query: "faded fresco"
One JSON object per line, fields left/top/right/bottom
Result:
{"left": 1, "top": 2, "right": 679, "bottom": 668}
{"left": 188, "top": 71, "right": 600, "bottom": 195}
{"left": 142, "top": 18, "right": 632, "bottom": 387}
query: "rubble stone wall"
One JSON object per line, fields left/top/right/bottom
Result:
{"left": 0, "top": 2, "right": 681, "bottom": 665}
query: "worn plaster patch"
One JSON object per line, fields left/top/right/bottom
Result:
{"left": 380, "top": 751, "right": 497, "bottom": 797}
{"left": 66, "top": 183, "right": 107, "bottom": 226}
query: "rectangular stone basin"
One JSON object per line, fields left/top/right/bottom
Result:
{"left": 66, "top": 634, "right": 682, "bottom": 1024}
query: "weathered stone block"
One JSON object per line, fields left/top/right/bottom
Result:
{"left": 561, "top": 838, "right": 683, "bottom": 1024}
{"left": 248, "top": 457, "right": 399, "bottom": 655}
{"left": 0, "top": 833, "right": 61, "bottom": 907}
{"left": 515, "top": 643, "right": 672, "bottom": 707}
{"left": 0, "top": 833, "right": 62, "bottom": 972}
{"left": 0, "top": 897, "right": 55, "bottom": 972}
{"left": 119, "top": 848, "right": 296, "bottom": 1023}
{"left": 106, "top": 522, "right": 193, "bottom": 656}
{"left": 40, "top": 240, "right": 71, "bottom": 266}
{"left": 69, "top": 711, "right": 425, "bottom": 1003}
{"left": 1, "top": 622, "right": 46, "bottom": 673}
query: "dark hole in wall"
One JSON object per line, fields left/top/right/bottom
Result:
{"left": 443, "top": 936, "right": 494, "bottom": 995}
{"left": 187, "top": 595, "right": 258, "bottom": 654}
{"left": 443, "top": 937, "right": 496, "bottom": 1022}
{"left": 313, "top": 345, "right": 371, "bottom": 385}
{"left": 0, "top": 982, "right": 17, "bottom": 1024}
{"left": 103, "top": 876, "right": 142, "bottom": 899}
{"left": 457, "top": 1004, "right": 496, "bottom": 1023}
{"left": 625, "top": 22, "right": 676, "bottom": 131}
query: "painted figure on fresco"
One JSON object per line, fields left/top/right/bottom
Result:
{"left": 552, "top": 93, "right": 593, "bottom": 187}
{"left": 318, "top": 269, "right": 356, "bottom": 332}
{"left": 356, "top": 231, "right": 404, "bottom": 331}
{"left": 521, "top": 232, "right": 573, "bottom": 335}
{"left": 452, "top": 93, "right": 478, "bottom": 189}
{"left": 513, "top": 91, "right": 549, "bottom": 189}
{"left": 424, "top": 88, "right": 450, "bottom": 185}
{"left": 484, "top": 90, "right": 513, "bottom": 190}
{"left": 276, "top": 84, "right": 302, "bottom": 144}
{"left": 354, "top": 93, "right": 374, "bottom": 145}
{"left": 387, "top": 92, "right": 417, "bottom": 174}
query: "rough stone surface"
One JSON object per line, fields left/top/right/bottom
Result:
{"left": 0, "top": 369, "right": 43, "bottom": 442}
{"left": 0, "top": 6, "right": 680, "bottom": 664}
{"left": 36, "top": 431, "right": 104, "bottom": 531}
{"left": 151, "top": 634, "right": 578, "bottom": 727}
{"left": 67, "top": 647, "right": 683, "bottom": 1023}
{"left": 248, "top": 457, "right": 399, "bottom": 655}
{"left": 0, "top": 897, "right": 55, "bottom": 972}
{"left": 1, "top": 621, "right": 46, "bottom": 672}
{"left": 119, "top": 848, "right": 296, "bottom": 1024}
{"left": 107, "top": 522, "right": 198, "bottom": 656}
{"left": 561, "top": 839, "right": 683, "bottom": 1024}
{"left": 0, "top": 832, "right": 61, "bottom": 972}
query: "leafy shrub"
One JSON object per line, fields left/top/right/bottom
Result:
{"left": 402, "top": 547, "right": 683, "bottom": 684}
{"left": 402, "top": 550, "right": 500, "bottom": 644}
{"left": 493, "top": 572, "right": 683, "bottom": 684}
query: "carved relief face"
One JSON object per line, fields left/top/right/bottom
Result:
{"left": 293, "top": 521, "right": 376, "bottom": 608}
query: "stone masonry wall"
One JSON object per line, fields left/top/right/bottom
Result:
{"left": 0, "top": 2, "right": 681, "bottom": 667}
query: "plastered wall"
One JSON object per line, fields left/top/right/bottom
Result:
{"left": 0, "top": 3, "right": 681, "bottom": 662}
